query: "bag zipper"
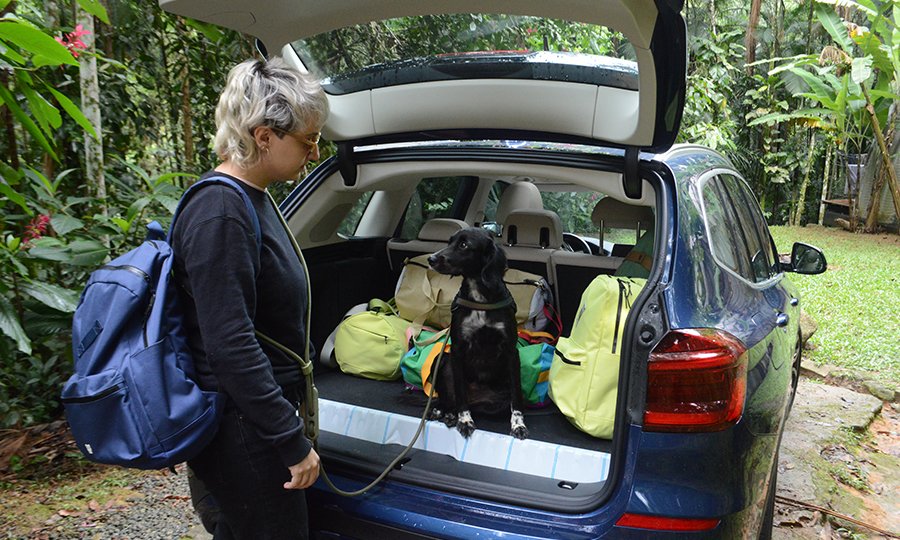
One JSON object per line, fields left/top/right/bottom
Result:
{"left": 60, "top": 383, "right": 122, "bottom": 404}
{"left": 100, "top": 264, "right": 150, "bottom": 283}
{"left": 99, "top": 264, "right": 155, "bottom": 348}
{"left": 611, "top": 279, "right": 626, "bottom": 354}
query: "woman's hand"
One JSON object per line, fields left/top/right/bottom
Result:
{"left": 284, "top": 448, "right": 320, "bottom": 489}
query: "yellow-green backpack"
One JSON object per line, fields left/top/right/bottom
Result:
{"left": 333, "top": 299, "right": 412, "bottom": 381}
{"left": 549, "top": 276, "right": 646, "bottom": 438}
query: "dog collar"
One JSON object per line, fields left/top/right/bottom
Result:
{"left": 452, "top": 294, "right": 514, "bottom": 311}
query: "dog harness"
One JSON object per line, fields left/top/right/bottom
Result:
{"left": 451, "top": 293, "right": 515, "bottom": 311}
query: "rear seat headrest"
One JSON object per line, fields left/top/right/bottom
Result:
{"left": 495, "top": 182, "right": 543, "bottom": 225}
{"left": 503, "top": 209, "right": 563, "bottom": 249}
{"left": 590, "top": 197, "right": 654, "bottom": 230}
{"left": 417, "top": 218, "right": 468, "bottom": 242}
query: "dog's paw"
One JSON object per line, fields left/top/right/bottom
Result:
{"left": 456, "top": 410, "right": 476, "bottom": 438}
{"left": 427, "top": 407, "right": 444, "bottom": 422}
{"left": 438, "top": 411, "right": 458, "bottom": 428}
{"left": 510, "top": 410, "right": 529, "bottom": 440}
{"left": 510, "top": 424, "right": 529, "bottom": 440}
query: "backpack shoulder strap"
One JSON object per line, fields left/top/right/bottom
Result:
{"left": 168, "top": 176, "right": 262, "bottom": 254}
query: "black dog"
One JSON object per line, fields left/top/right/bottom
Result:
{"left": 427, "top": 227, "right": 528, "bottom": 440}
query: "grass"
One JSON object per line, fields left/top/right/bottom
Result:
{"left": 769, "top": 225, "right": 900, "bottom": 385}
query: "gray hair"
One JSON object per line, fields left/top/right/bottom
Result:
{"left": 214, "top": 57, "right": 330, "bottom": 169}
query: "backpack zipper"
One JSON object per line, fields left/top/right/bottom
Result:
{"left": 100, "top": 264, "right": 150, "bottom": 283}
{"left": 99, "top": 264, "right": 154, "bottom": 347}
{"left": 142, "top": 292, "right": 156, "bottom": 348}
{"left": 611, "top": 279, "right": 626, "bottom": 354}
{"left": 60, "top": 383, "right": 122, "bottom": 404}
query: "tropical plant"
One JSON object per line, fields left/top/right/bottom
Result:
{"left": 0, "top": 0, "right": 248, "bottom": 429}
{"left": 754, "top": 1, "right": 900, "bottom": 231}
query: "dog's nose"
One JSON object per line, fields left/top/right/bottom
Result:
{"left": 427, "top": 254, "right": 437, "bottom": 267}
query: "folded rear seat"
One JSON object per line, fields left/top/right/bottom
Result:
{"left": 500, "top": 209, "right": 563, "bottom": 279}
{"left": 386, "top": 218, "right": 468, "bottom": 271}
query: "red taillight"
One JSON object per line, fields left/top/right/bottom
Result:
{"left": 616, "top": 512, "right": 721, "bottom": 531}
{"left": 644, "top": 329, "right": 748, "bottom": 433}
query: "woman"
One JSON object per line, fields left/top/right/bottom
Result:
{"left": 171, "top": 57, "right": 329, "bottom": 539}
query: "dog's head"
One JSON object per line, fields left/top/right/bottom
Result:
{"left": 428, "top": 228, "right": 507, "bottom": 286}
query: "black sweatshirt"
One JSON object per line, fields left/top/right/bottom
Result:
{"left": 171, "top": 172, "right": 313, "bottom": 467}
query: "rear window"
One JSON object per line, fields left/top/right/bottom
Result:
{"left": 400, "top": 176, "right": 470, "bottom": 239}
{"left": 702, "top": 175, "right": 751, "bottom": 278}
{"left": 291, "top": 15, "right": 637, "bottom": 95}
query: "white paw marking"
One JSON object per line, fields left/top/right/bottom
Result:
{"left": 511, "top": 410, "right": 525, "bottom": 430}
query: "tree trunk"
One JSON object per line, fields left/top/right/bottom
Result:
{"left": 860, "top": 85, "right": 900, "bottom": 234}
{"left": 806, "top": 0, "right": 814, "bottom": 56}
{"left": 78, "top": 7, "right": 105, "bottom": 212}
{"left": 42, "top": 0, "right": 59, "bottom": 181}
{"left": 181, "top": 72, "right": 194, "bottom": 174}
{"left": 864, "top": 108, "right": 898, "bottom": 232}
{"left": 818, "top": 145, "right": 833, "bottom": 226}
{"left": 793, "top": 132, "right": 816, "bottom": 226}
{"left": 1, "top": 2, "right": 18, "bottom": 171}
{"left": 746, "top": 0, "right": 762, "bottom": 76}
{"left": 1, "top": 72, "right": 19, "bottom": 171}
{"left": 177, "top": 22, "right": 194, "bottom": 174}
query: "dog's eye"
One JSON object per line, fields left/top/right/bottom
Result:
{"left": 459, "top": 242, "right": 467, "bottom": 249}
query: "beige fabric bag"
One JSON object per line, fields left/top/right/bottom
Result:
{"left": 394, "top": 254, "right": 551, "bottom": 330}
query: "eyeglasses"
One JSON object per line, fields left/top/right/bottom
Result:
{"left": 270, "top": 127, "right": 321, "bottom": 149}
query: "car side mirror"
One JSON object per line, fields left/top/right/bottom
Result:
{"left": 784, "top": 242, "right": 827, "bottom": 275}
{"left": 481, "top": 221, "right": 503, "bottom": 237}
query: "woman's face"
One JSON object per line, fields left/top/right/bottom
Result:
{"left": 265, "top": 124, "right": 321, "bottom": 183}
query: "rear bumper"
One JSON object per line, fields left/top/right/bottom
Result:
{"left": 307, "top": 424, "right": 776, "bottom": 539}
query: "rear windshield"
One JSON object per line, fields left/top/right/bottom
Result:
{"left": 291, "top": 14, "right": 638, "bottom": 94}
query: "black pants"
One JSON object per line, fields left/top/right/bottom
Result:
{"left": 188, "top": 409, "right": 309, "bottom": 540}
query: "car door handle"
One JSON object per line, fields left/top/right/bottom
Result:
{"left": 776, "top": 312, "right": 790, "bottom": 327}
{"left": 790, "top": 297, "right": 799, "bottom": 307}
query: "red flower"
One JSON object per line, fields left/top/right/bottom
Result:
{"left": 22, "top": 214, "right": 51, "bottom": 248}
{"left": 56, "top": 25, "right": 90, "bottom": 58}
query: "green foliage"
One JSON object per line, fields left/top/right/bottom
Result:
{"left": 679, "top": 29, "right": 744, "bottom": 152}
{"left": 0, "top": 159, "right": 192, "bottom": 429}
{"left": 0, "top": 0, "right": 249, "bottom": 429}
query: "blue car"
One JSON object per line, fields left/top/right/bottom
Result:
{"left": 162, "top": 1, "right": 827, "bottom": 538}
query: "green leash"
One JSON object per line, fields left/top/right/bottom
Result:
{"left": 267, "top": 191, "right": 447, "bottom": 497}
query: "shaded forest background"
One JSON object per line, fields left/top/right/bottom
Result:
{"left": 1, "top": 0, "right": 899, "bottom": 430}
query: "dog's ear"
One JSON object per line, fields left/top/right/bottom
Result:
{"left": 481, "top": 239, "right": 508, "bottom": 288}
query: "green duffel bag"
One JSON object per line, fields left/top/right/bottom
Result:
{"left": 401, "top": 330, "right": 554, "bottom": 406}
{"left": 334, "top": 299, "right": 412, "bottom": 381}
{"left": 549, "top": 276, "right": 646, "bottom": 438}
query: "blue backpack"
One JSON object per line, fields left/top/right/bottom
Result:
{"left": 62, "top": 177, "right": 261, "bottom": 469}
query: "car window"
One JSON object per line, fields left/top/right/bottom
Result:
{"left": 292, "top": 15, "right": 636, "bottom": 94}
{"left": 732, "top": 177, "right": 779, "bottom": 278}
{"left": 720, "top": 174, "right": 776, "bottom": 282}
{"left": 337, "top": 191, "right": 375, "bottom": 237}
{"left": 542, "top": 191, "right": 602, "bottom": 238}
{"left": 399, "top": 177, "right": 467, "bottom": 240}
{"left": 701, "top": 175, "right": 752, "bottom": 280}
{"left": 482, "top": 182, "right": 508, "bottom": 224}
